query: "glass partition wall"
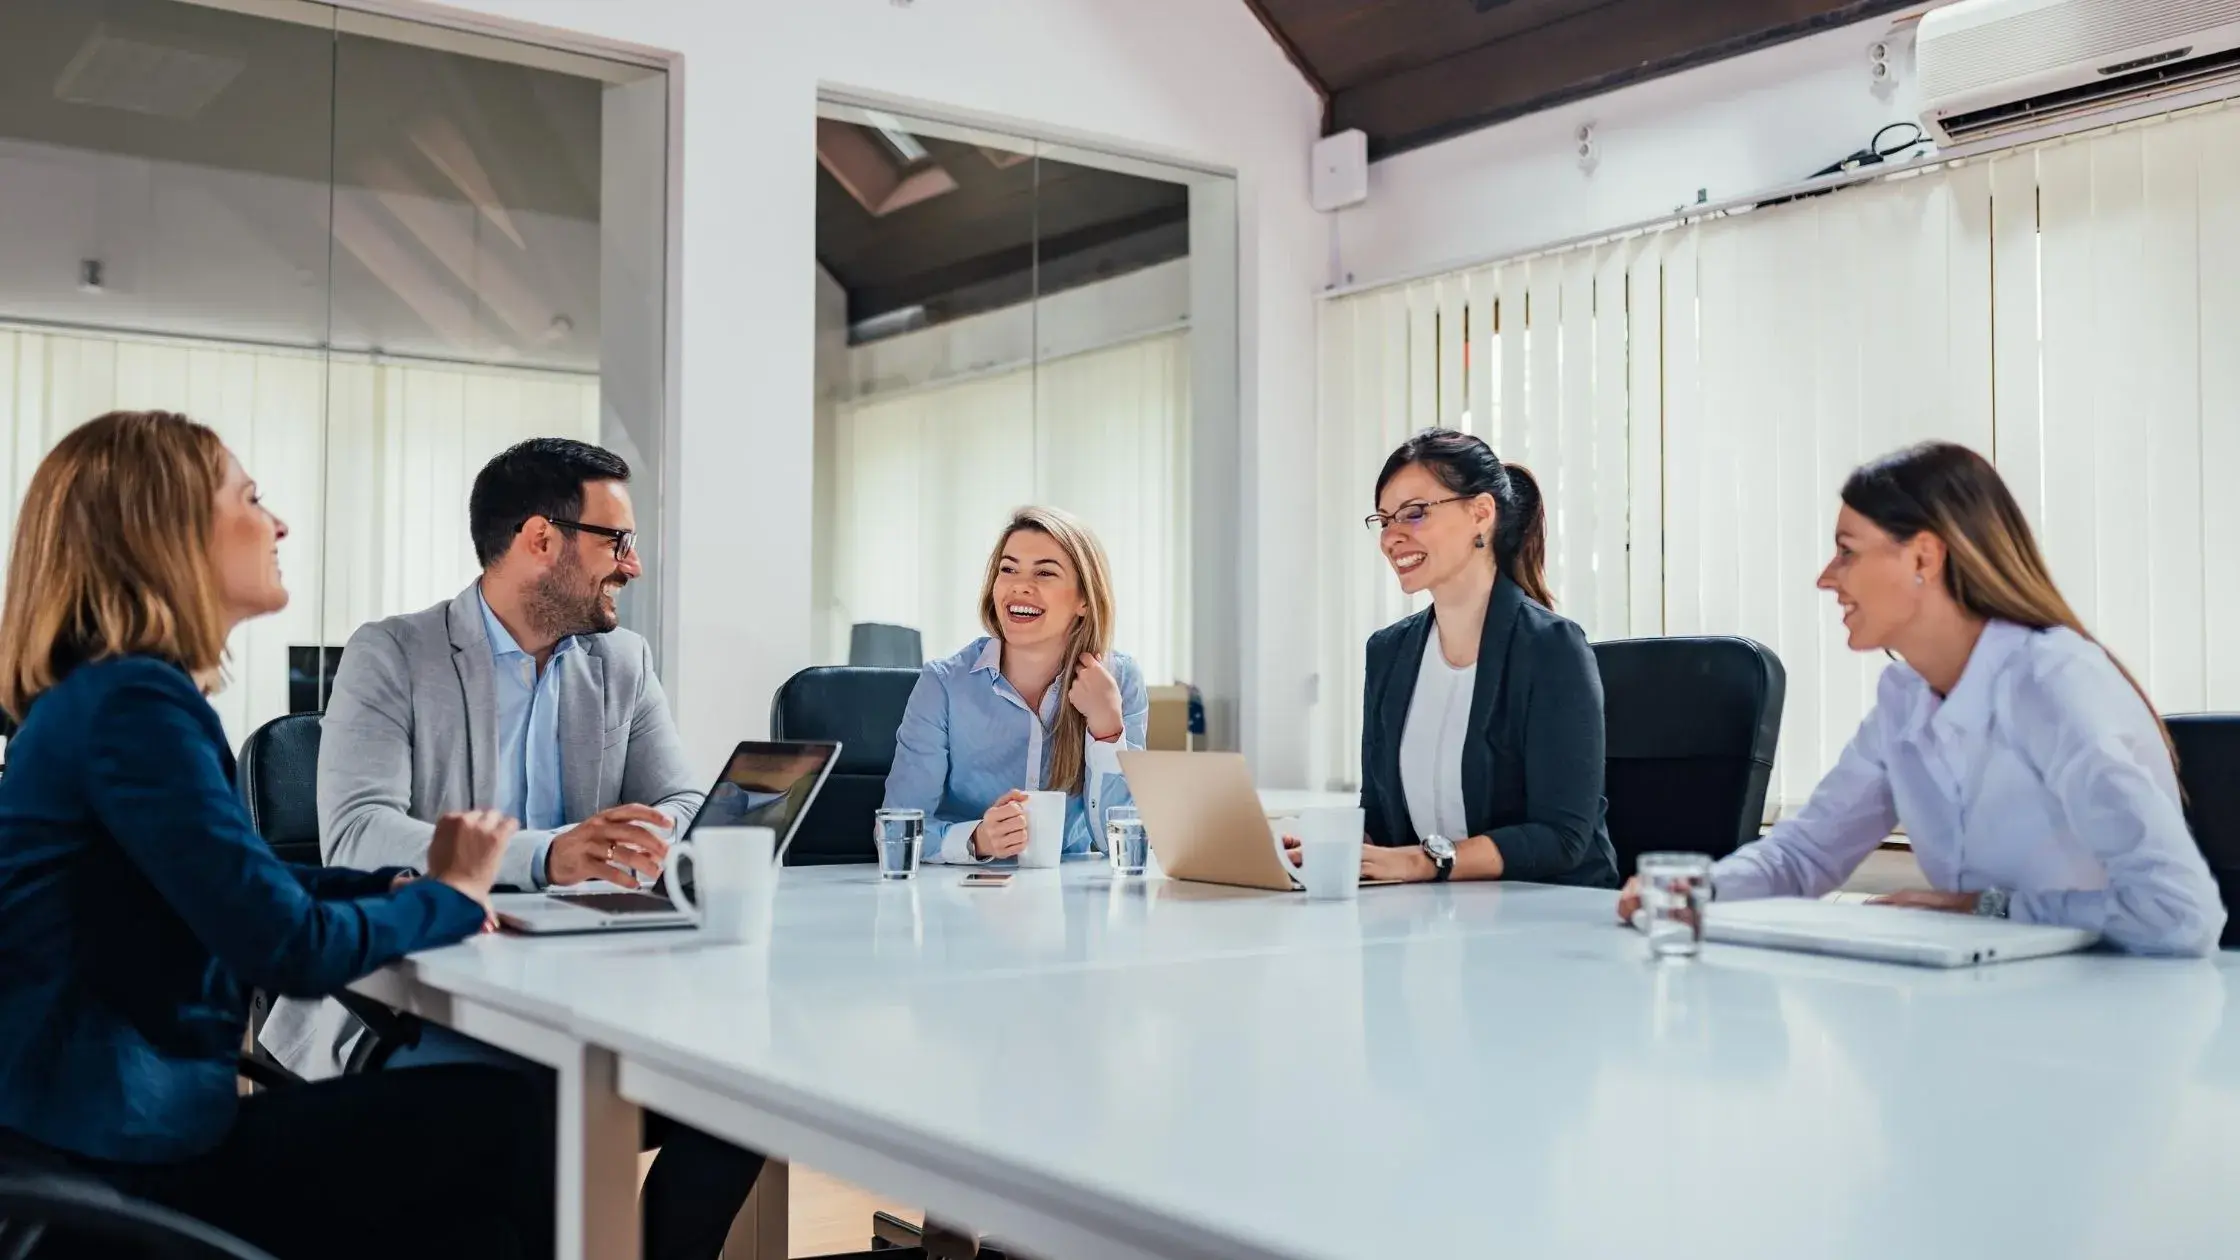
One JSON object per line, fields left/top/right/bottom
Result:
{"left": 0, "top": 0, "right": 670, "bottom": 745}
{"left": 813, "top": 99, "right": 1238, "bottom": 747}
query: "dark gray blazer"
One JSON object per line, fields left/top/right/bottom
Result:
{"left": 1360, "top": 577, "right": 1619, "bottom": 888}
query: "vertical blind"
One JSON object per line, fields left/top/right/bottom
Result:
{"left": 1316, "top": 99, "right": 2240, "bottom": 807}
{"left": 832, "top": 332, "right": 1192, "bottom": 687}
{"left": 0, "top": 323, "right": 598, "bottom": 746}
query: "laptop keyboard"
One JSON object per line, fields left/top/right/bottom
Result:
{"left": 553, "top": 891, "right": 677, "bottom": 915}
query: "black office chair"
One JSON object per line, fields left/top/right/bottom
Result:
{"left": 2166, "top": 714, "right": 2240, "bottom": 949}
{"left": 235, "top": 713, "right": 422, "bottom": 1078}
{"left": 1593, "top": 636, "right": 1786, "bottom": 875}
{"left": 848, "top": 623, "right": 925, "bottom": 670}
{"left": 769, "top": 667, "right": 922, "bottom": 866}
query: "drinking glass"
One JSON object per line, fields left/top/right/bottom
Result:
{"left": 1638, "top": 851, "right": 1714, "bottom": 959}
{"left": 1104, "top": 806, "right": 1148, "bottom": 877}
{"left": 874, "top": 808, "right": 924, "bottom": 881}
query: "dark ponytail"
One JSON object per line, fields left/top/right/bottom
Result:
{"left": 1374, "top": 428, "right": 1555, "bottom": 609}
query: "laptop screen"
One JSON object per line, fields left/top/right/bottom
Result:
{"left": 686, "top": 740, "right": 838, "bottom": 859}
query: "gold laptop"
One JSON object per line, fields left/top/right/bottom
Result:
{"left": 1120, "top": 751, "right": 1316, "bottom": 892}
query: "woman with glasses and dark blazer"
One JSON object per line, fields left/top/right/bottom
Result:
{"left": 1349, "top": 429, "right": 1618, "bottom": 888}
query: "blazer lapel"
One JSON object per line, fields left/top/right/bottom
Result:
{"left": 558, "top": 648, "right": 606, "bottom": 824}
{"left": 1378, "top": 610, "right": 1434, "bottom": 841}
{"left": 446, "top": 586, "right": 499, "bottom": 809}
{"left": 1460, "top": 578, "right": 1527, "bottom": 832}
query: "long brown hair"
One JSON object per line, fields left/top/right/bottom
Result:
{"left": 1841, "top": 441, "right": 2173, "bottom": 764}
{"left": 978, "top": 506, "right": 1117, "bottom": 797}
{"left": 1374, "top": 428, "right": 1554, "bottom": 609}
{"left": 0, "top": 411, "right": 232, "bottom": 720}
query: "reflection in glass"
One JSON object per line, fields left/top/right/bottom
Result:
{"left": 0, "top": 0, "right": 668, "bottom": 743}
{"left": 814, "top": 104, "right": 1205, "bottom": 707}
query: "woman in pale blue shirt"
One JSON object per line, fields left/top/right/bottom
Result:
{"left": 1621, "top": 442, "right": 2224, "bottom": 956}
{"left": 885, "top": 506, "right": 1150, "bottom": 862}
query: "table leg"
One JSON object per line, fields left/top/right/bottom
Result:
{"left": 724, "top": 1158, "right": 789, "bottom": 1259}
{"left": 558, "top": 1041, "right": 641, "bottom": 1260}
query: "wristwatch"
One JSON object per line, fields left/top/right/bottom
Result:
{"left": 1974, "top": 887, "right": 2012, "bottom": 919}
{"left": 1421, "top": 834, "right": 1457, "bottom": 883}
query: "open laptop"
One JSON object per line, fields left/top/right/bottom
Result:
{"left": 1700, "top": 897, "right": 2099, "bottom": 968}
{"left": 493, "top": 740, "right": 840, "bottom": 935}
{"left": 1121, "top": 751, "right": 1388, "bottom": 892}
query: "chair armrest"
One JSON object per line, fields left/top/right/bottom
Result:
{"left": 333, "top": 989, "right": 424, "bottom": 1075}
{"left": 235, "top": 1054, "right": 300, "bottom": 1093}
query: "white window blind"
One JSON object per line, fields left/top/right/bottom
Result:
{"left": 0, "top": 323, "right": 598, "bottom": 747}
{"left": 1316, "top": 100, "right": 2240, "bottom": 807}
{"left": 832, "top": 332, "right": 1191, "bottom": 687}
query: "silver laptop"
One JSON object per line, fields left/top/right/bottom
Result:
{"left": 1702, "top": 897, "right": 2099, "bottom": 968}
{"left": 493, "top": 740, "right": 839, "bottom": 935}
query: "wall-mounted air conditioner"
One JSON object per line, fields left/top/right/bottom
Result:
{"left": 1918, "top": 0, "right": 2240, "bottom": 147}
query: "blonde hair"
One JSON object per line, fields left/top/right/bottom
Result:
{"left": 1842, "top": 441, "right": 2174, "bottom": 766}
{"left": 978, "top": 506, "right": 1117, "bottom": 796}
{"left": 0, "top": 411, "right": 232, "bottom": 720}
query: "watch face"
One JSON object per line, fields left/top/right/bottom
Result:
{"left": 1426, "top": 835, "right": 1456, "bottom": 861}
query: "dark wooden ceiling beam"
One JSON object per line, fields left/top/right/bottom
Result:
{"left": 1327, "top": 0, "right": 1920, "bottom": 158}
{"left": 1239, "top": 0, "right": 1335, "bottom": 131}
{"left": 847, "top": 203, "right": 1192, "bottom": 322}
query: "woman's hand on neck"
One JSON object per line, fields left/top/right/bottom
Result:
{"left": 1429, "top": 559, "right": 1498, "bottom": 668}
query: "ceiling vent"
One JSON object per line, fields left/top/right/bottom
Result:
{"left": 53, "top": 24, "right": 245, "bottom": 121}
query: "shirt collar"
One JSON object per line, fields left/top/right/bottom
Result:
{"left": 970, "top": 636, "right": 1063, "bottom": 724}
{"left": 1934, "top": 619, "right": 2029, "bottom": 736}
{"left": 476, "top": 585, "right": 576, "bottom": 663}
{"left": 970, "top": 636, "right": 1004, "bottom": 675}
{"left": 1901, "top": 618, "right": 2029, "bottom": 742}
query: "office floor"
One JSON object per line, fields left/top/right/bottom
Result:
{"left": 708, "top": 845, "right": 1936, "bottom": 1256}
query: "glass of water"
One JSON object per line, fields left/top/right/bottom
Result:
{"left": 874, "top": 809, "right": 924, "bottom": 881}
{"left": 1104, "top": 806, "right": 1148, "bottom": 877}
{"left": 1638, "top": 851, "right": 1714, "bottom": 959}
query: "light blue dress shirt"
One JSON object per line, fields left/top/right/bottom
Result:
{"left": 1713, "top": 620, "right": 2225, "bottom": 956}
{"left": 884, "top": 637, "right": 1151, "bottom": 863}
{"left": 478, "top": 588, "right": 574, "bottom": 888}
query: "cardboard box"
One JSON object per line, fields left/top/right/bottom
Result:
{"left": 1146, "top": 685, "right": 1196, "bottom": 751}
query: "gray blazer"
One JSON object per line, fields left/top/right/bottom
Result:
{"left": 260, "top": 582, "right": 704, "bottom": 1077}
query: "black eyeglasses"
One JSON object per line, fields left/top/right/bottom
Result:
{"left": 1363, "top": 496, "right": 1470, "bottom": 533}
{"left": 546, "top": 518, "right": 637, "bottom": 561}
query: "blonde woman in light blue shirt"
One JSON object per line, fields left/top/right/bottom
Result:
{"left": 1620, "top": 441, "right": 2223, "bottom": 956}
{"left": 884, "top": 506, "right": 1149, "bottom": 863}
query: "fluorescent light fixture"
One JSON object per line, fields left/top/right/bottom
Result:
{"left": 863, "top": 110, "right": 929, "bottom": 163}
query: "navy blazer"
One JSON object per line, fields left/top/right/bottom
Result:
{"left": 1360, "top": 578, "right": 1619, "bottom": 888}
{"left": 0, "top": 656, "right": 484, "bottom": 1164}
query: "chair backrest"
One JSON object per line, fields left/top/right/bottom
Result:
{"left": 1593, "top": 636, "right": 1786, "bottom": 875}
{"left": 848, "top": 623, "right": 925, "bottom": 669}
{"left": 2165, "top": 714, "right": 2240, "bottom": 948}
{"left": 769, "top": 666, "right": 922, "bottom": 865}
{"left": 237, "top": 713, "right": 324, "bottom": 866}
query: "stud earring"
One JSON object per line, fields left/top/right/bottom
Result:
{"left": 1914, "top": 574, "right": 1925, "bottom": 587}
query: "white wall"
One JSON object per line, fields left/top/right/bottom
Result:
{"left": 1329, "top": 16, "right": 1928, "bottom": 289}
{"left": 428, "top": 0, "right": 1326, "bottom": 785}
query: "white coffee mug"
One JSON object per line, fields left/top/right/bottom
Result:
{"left": 1019, "top": 791, "right": 1067, "bottom": 868}
{"left": 667, "top": 826, "right": 776, "bottom": 944}
{"left": 1285, "top": 806, "right": 1365, "bottom": 901}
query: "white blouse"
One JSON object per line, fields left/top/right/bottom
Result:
{"left": 1399, "top": 638, "right": 1475, "bottom": 842}
{"left": 1712, "top": 620, "right": 2224, "bottom": 956}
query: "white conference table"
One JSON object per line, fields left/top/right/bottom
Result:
{"left": 356, "top": 864, "right": 2240, "bottom": 1260}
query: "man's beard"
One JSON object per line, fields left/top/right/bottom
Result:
{"left": 526, "top": 546, "right": 621, "bottom": 640}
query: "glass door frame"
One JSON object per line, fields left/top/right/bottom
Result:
{"left": 817, "top": 85, "right": 1245, "bottom": 752}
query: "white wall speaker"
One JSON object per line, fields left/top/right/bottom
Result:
{"left": 1311, "top": 129, "right": 1368, "bottom": 212}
